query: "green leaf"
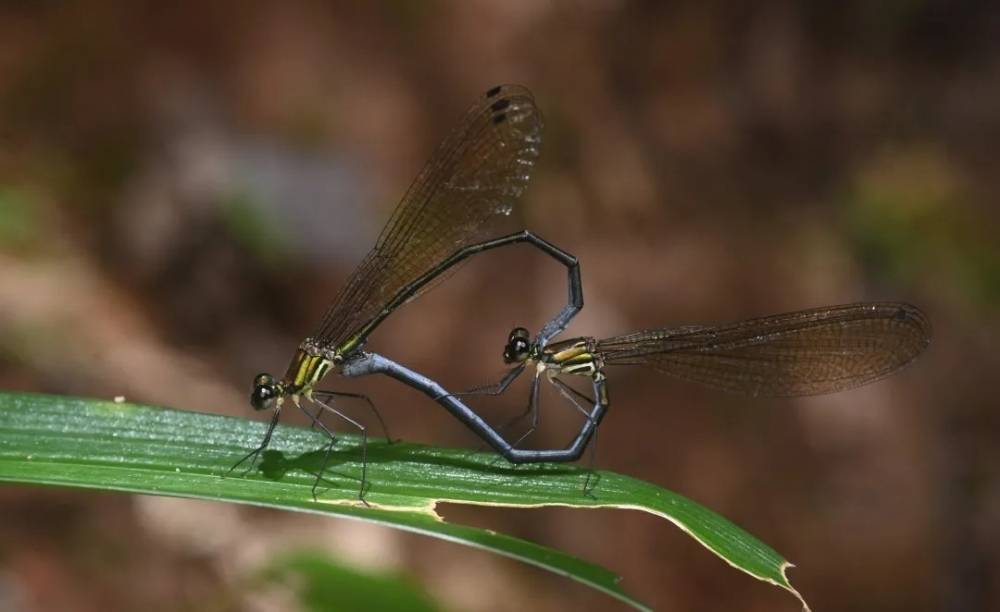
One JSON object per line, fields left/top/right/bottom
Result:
{"left": 0, "top": 392, "right": 808, "bottom": 611}
{"left": 0, "top": 186, "right": 42, "bottom": 250}
{"left": 255, "top": 549, "right": 442, "bottom": 612}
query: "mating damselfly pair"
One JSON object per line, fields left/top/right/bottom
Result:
{"left": 230, "top": 85, "right": 931, "bottom": 502}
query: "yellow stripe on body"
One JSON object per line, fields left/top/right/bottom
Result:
{"left": 283, "top": 349, "right": 334, "bottom": 393}
{"left": 546, "top": 339, "right": 599, "bottom": 377}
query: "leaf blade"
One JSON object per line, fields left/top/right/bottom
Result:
{"left": 0, "top": 392, "right": 808, "bottom": 610}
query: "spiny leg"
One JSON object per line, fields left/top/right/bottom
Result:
{"left": 313, "top": 389, "right": 394, "bottom": 443}
{"left": 549, "top": 376, "right": 601, "bottom": 496}
{"left": 435, "top": 363, "right": 526, "bottom": 399}
{"left": 479, "top": 372, "right": 542, "bottom": 469}
{"left": 548, "top": 375, "right": 595, "bottom": 419}
{"left": 581, "top": 422, "right": 600, "bottom": 498}
{"left": 433, "top": 363, "right": 528, "bottom": 453}
{"left": 306, "top": 395, "right": 370, "bottom": 505}
{"left": 506, "top": 373, "right": 542, "bottom": 449}
{"left": 293, "top": 400, "right": 338, "bottom": 493}
{"left": 227, "top": 405, "right": 282, "bottom": 477}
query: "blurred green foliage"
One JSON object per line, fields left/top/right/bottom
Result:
{"left": 0, "top": 186, "right": 41, "bottom": 250}
{"left": 845, "top": 147, "right": 1000, "bottom": 309}
{"left": 221, "top": 191, "right": 292, "bottom": 269}
{"left": 255, "top": 550, "right": 441, "bottom": 612}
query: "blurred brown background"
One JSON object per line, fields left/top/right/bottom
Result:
{"left": 1, "top": 2, "right": 998, "bottom": 611}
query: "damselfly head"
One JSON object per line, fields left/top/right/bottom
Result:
{"left": 250, "top": 373, "right": 281, "bottom": 411}
{"left": 503, "top": 327, "right": 532, "bottom": 364}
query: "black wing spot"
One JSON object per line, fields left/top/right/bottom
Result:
{"left": 491, "top": 98, "right": 511, "bottom": 112}
{"left": 486, "top": 85, "right": 502, "bottom": 97}
{"left": 492, "top": 113, "right": 507, "bottom": 125}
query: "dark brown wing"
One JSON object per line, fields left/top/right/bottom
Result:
{"left": 310, "top": 85, "right": 542, "bottom": 353}
{"left": 597, "top": 302, "right": 931, "bottom": 396}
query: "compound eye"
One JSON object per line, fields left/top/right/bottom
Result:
{"left": 253, "top": 373, "right": 274, "bottom": 387}
{"left": 503, "top": 332, "right": 532, "bottom": 364}
{"left": 250, "top": 374, "right": 279, "bottom": 411}
{"left": 509, "top": 327, "right": 530, "bottom": 342}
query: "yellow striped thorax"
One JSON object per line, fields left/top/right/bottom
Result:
{"left": 541, "top": 337, "right": 602, "bottom": 377}
{"left": 282, "top": 346, "right": 335, "bottom": 395}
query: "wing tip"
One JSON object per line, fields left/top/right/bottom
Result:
{"left": 484, "top": 83, "right": 534, "bottom": 100}
{"left": 891, "top": 302, "right": 933, "bottom": 347}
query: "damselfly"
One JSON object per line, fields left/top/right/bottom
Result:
{"left": 470, "top": 302, "right": 931, "bottom": 468}
{"left": 232, "top": 85, "right": 583, "bottom": 500}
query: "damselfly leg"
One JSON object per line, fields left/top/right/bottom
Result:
{"left": 311, "top": 389, "right": 393, "bottom": 442}
{"left": 303, "top": 394, "right": 370, "bottom": 504}
{"left": 228, "top": 406, "right": 283, "bottom": 477}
